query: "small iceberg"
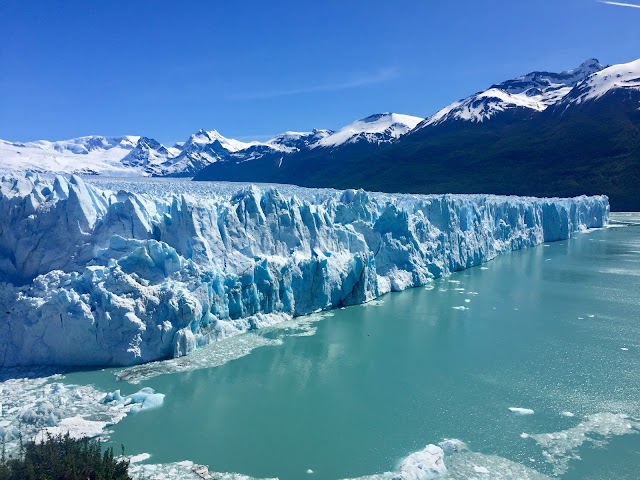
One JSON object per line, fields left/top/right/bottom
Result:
{"left": 509, "top": 407, "right": 534, "bottom": 415}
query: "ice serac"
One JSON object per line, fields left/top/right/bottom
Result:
{"left": 0, "top": 174, "right": 609, "bottom": 367}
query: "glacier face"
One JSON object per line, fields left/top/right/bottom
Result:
{"left": 0, "top": 174, "right": 608, "bottom": 367}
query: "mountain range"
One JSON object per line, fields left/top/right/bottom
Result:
{"left": 0, "top": 113, "right": 422, "bottom": 177}
{"left": 195, "top": 58, "right": 640, "bottom": 210}
{"left": 2, "top": 57, "right": 639, "bottom": 209}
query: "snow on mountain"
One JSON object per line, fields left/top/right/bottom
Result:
{"left": 0, "top": 115, "right": 423, "bottom": 176}
{"left": 26, "top": 135, "right": 141, "bottom": 155}
{"left": 561, "top": 58, "right": 640, "bottom": 105}
{"left": 121, "top": 137, "right": 177, "bottom": 170}
{"left": 153, "top": 129, "right": 257, "bottom": 176}
{"left": 0, "top": 173, "right": 608, "bottom": 367}
{"left": 266, "top": 129, "right": 333, "bottom": 152}
{"left": 0, "top": 129, "right": 261, "bottom": 177}
{"left": 421, "top": 59, "right": 605, "bottom": 127}
{"left": 185, "top": 129, "right": 256, "bottom": 152}
{"left": 313, "top": 113, "right": 424, "bottom": 148}
{"left": 0, "top": 136, "right": 144, "bottom": 176}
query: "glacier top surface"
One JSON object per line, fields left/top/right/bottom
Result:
{"left": 81, "top": 177, "right": 607, "bottom": 213}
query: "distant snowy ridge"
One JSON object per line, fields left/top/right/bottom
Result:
{"left": 0, "top": 113, "right": 420, "bottom": 177}
{"left": 313, "top": 113, "right": 423, "bottom": 148}
{"left": 0, "top": 136, "right": 143, "bottom": 176}
{"left": 0, "top": 130, "right": 255, "bottom": 178}
{"left": 0, "top": 174, "right": 608, "bottom": 367}
{"left": 420, "top": 58, "right": 606, "bottom": 127}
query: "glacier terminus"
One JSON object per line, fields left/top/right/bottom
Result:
{"left": 0, "top": 174, "right": 608, "bottom": 367}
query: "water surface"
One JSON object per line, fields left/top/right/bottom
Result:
{"left": 64, "top": 221, "right": 640, "bottom": 479}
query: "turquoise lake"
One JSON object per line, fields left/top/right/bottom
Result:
{"left": 62, "top": 218, "right": 640, "bottom": 479}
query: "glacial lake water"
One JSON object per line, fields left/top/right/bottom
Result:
{"left": 60, "top": 217, "right": 640, "bottom": 479}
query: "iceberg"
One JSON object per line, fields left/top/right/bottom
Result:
{"left": 0, "top": 174, "right": 609, "bottom": 367}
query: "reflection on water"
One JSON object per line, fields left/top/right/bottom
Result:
{"left": 55, "top": 224, "right": 640, "bottom": 480}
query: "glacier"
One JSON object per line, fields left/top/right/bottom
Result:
{"left": 0, "top": 174, "right": 608, "bottom": 367}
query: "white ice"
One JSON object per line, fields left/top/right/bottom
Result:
{"left": 0, "top": 174, "right": 608, "bottom": 367}
{"left": 529, "top": 412, "right": 640, "bottom": 475}
{"left": 0, "top": 374, "right": 165, "bottom": 456}
{"left": 509, "top": 407, "right": 534, "bottom": 415}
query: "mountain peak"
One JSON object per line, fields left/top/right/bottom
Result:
{"left": 185, "top": 129, "right": 254, "bottom": 152}
{"left": 562, "top": 57, "right": 640, "bottom": 105}
{"left": 361, "top": 113, "right": 391, "bottom": 123}
{"left": 555, "top": 58, "right": 605, "bottom": 82}
{"left": 421, "top": 59, "right": 608, "bottom": 128}
{"left": 314, "top": 113, "right": 423, "bottom": 149}
{"left": 575, "top": 58, "right": 603, "bottom": 73}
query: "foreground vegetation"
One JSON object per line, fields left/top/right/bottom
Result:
{"left": 0, "top": 434, "right": 131, "bottom": 480}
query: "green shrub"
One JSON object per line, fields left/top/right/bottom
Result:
{"left": 0, "top": 433, "right": 131, "bottom": 480}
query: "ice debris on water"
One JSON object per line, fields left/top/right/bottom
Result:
{"left": 529, "top": 412, "right": 640, "bottom": 476}
{"left": 0, "top": 174, "right": 608, "bottom": 367}
{"left": 128, "top": 460, "right": 278, "bottom": 480}
{"left": 124, "top": 435, "right": 553, "bottom": 480}
{"left": 102, "top": 386, "right": 165, "bottom": 412}
{"left": 509, "top": 407, "right": 534, "bottom": 415}
{"left": 438, "top": 438, "right": 467, "bottom": 452}
{"left": 396, "top": 444, "right": 447, "bottom": 479}
{"left": 0, "top": 374, "right": 165, "bottom": 456}
{"left": 128, "top": 453, "right": 152, "bottom": 463}
{"left": 343, "top": 439, "right": 549, "bottom": 480}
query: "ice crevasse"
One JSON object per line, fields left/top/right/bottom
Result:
{"left": 0, "top": 174, "right": 609, "bottom": 367}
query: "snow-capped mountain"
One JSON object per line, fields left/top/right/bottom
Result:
{"left": 195, "top": 57, "right": 640, "bottom": 210}
{"left": 267, "top": 129, "right": 333, "bottom": 151}
{"left": 314, "top": 113, "right": 423, "bottom": 148}
{"left": 419, "top": 59, "right": 605, "bottom": 127}
{"left": 3, "top": 57, "right": 638, "bottom": 180}
{"left": 154, "top": 129, "right": 257, "bottom": 176}
{"left": 121, "top": 137, "right": 175, "bottom": 169}
{"left": 0, "top": 136, "right": 142, "bottom": 176}
{"left": 223, "top": 129, "right": 334, "bottom": 164}
{"left": 559, "top": 58, "right": 640, "bottom": 106}
{"left": 0, "top": 114, "right": 420, "bottom": 177}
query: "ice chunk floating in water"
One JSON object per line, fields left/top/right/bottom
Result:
{"left": 0, "top": 174, "right": 608, "bottom": 367}
{"left": 509, "top": 407, "right": 535, "bottom": 415}
{"left": 102, "top": 386, "right": 165, "bottom": 412}
{"left": 397, "top": 444, "right": 447, "bottom": 479}
{"left": 341, "top": 440, "right": 550, "bottom": 480}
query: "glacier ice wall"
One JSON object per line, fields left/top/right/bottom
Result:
{"left": 0, "top": 174, "right": 608, "bottom": 367}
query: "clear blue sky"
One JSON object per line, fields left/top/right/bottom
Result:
{"left": 1, "top": 0, "right": 639, "bottom": 144}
